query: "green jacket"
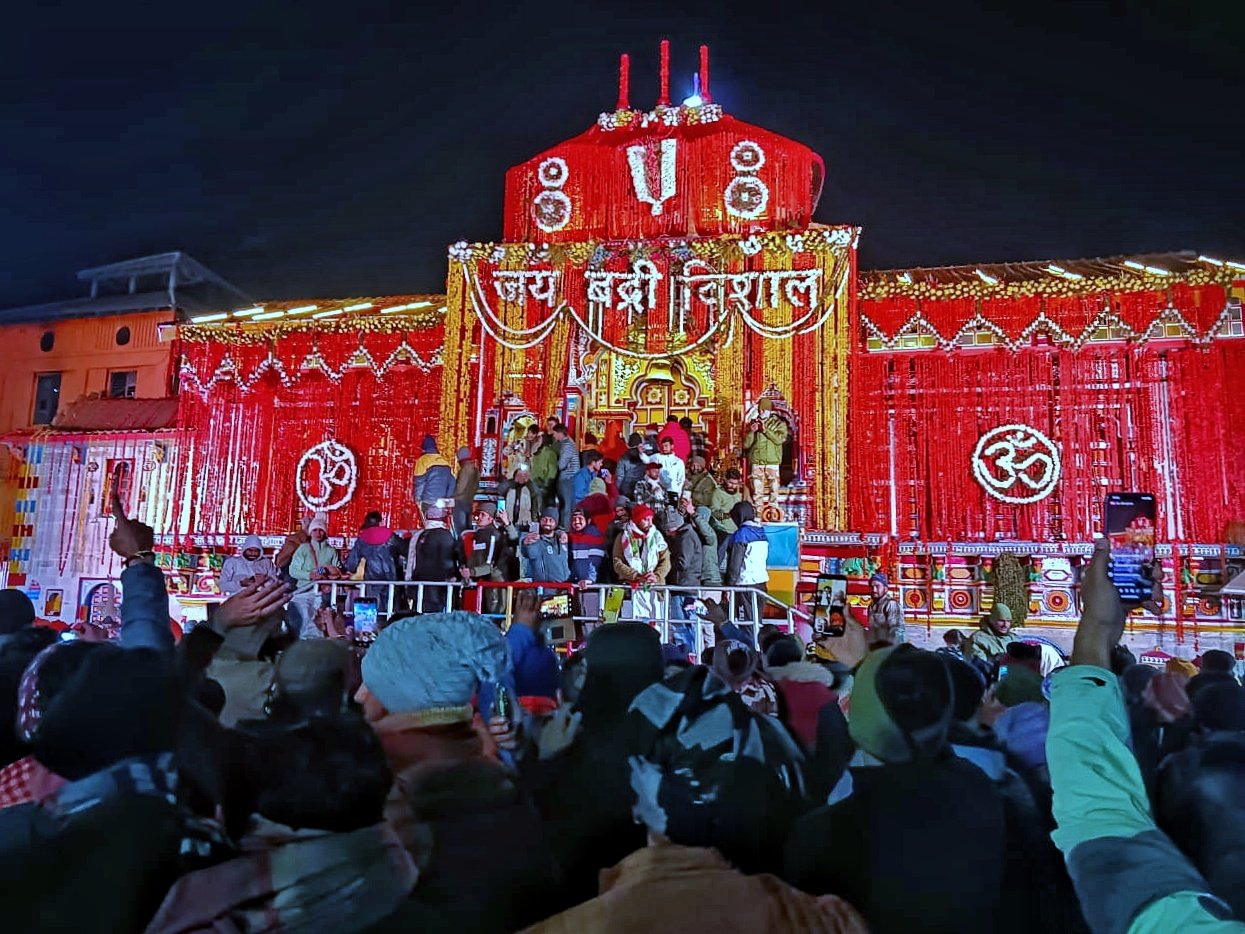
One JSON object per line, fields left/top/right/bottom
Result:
{"left": 1047, "top": 665, "right": 1244, "bottom": 934}
{"left": 687, "top": 471, "right": 719, "bottom": 509}
{"left": 690, "top": 507, "right": 722, "bottom": 586}
{"left": 743, "top": 415, "right": 788, "bottom": 466}
{"left": 708, "top": 487, "right": 742, "bottom": 535}
{"left": 531, "top": 443, "right": 559, "bottom": 486}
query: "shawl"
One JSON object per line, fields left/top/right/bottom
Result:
{"left": 618, "top": 522, "right": 668, "bottom": 576}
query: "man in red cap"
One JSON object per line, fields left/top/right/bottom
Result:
{"left": 611, "top": 505, "right": 671, "bottom": 622}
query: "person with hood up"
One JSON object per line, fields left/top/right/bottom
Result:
{"left": 526, "top": 663, "right": 864, "bottom": 934}
{"left": 357, "top": 611, "right": 558, "bottom": 933}
{"left": 785, "top": 645, "right": 1032, "bottom": 934}
{"left": 520, "top": 623, "right": 665, "bottom": 910}
{"left": 344, "top": 510, "right": 404, "bottom": 583}
{"left": 452, "top": 446, "right": 480, "bottom": 535}
{"left": 219, "top": 535, "right": 277, "bottom": 596}
{"left": 964, "top": 602, "right": 1014, "bottom": 666}
{"left": 405, "top": 505, "right": 458, "bottom": 614}
{"left": 685, "top": 499, "right": 723, "bottom": 587}
{"left": 412, "top": 435, "right": 457, "bottom": 524}
{"left": 611, "top": 504, "right": 671, "bottom": 621}
{"left": 866, "top": 571, "right": 905, "bottom": 646}
{"left": 1044, "top": 537, "right": 1244, "bottom": 933}
{"left": 725, "top": 501, "right": 769, "bottom": 594}
{"left": 289, "top": 511, "right": 341, "bottom": 639}
{"left": 614, "top": 432, "right": 646, "bottom": 501}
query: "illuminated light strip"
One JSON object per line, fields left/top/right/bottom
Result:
{"left": 974, "top": 269, "right": 999, "bottom": 285}
{"left": 312, "top": 309, "right": 344, "bottom": 320}
{"left": 1046, "top": 265, "right": 1083, "bottom": 280}
{"left": 253, "top": 310, "right": 286, "bottom": 321}
{"left": 232, "top": 306, "right": 265, "bottom": 318}
{"left": 1122, "top": 260, "right": 1169, "bottom": 275}
{"left": 190, "top": 312, "right": 229, "bottom": 323}
{"left": 437, "top": 305, "right": 447, "bottom": 312}
{"left": 1199, "top": 255, "right": 1224, "bottom": 266}
{"left": 382, "top": 300, "right": 435, "bottom": 314}
{"left": 1227, "top": 260, "right": 1245, "bottom": 272}
{"left": 342, "top": 302, "right": 373, "bottom": 312}
{"left": 286, "top": 304, "right": 318, "bottom": 315}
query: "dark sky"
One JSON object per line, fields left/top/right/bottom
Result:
{"left": 1, "top": 0, "right": 1241, "bottom": 306}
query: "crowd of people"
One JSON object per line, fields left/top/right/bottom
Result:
{"left": 0, "top": 419, "right": 1243, "bottom": 932}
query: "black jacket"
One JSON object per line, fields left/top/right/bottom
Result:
{"left": 667, "top": 525, "right": 704, "bottom": 588}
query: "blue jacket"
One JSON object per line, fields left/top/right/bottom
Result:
{"left": 506, "top": 623, "right": 558, "bottom": 701}
{"left": 521, "top": 533, "right": 571, "bottom": 583}
{"left": 571, "top": 467, "right": 596, "bottom": 506}
{"left": 569, "top": 526, "right": 607, "bottom": 583}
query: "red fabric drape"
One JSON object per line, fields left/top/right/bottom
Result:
{"left": 848, "top": 342, "right": 1245, "bottom": 543}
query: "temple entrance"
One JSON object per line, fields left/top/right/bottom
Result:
{"left": 580, "top": 352, "right": 717, "bottom": 462}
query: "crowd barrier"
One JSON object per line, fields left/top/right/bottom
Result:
{"left": 318, "top": 578, "right": 809, "bottom": 654}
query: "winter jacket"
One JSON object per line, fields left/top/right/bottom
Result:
{"left": 656, "top": 422, "right": 692, "bottom": 462}
{"left": 572, "top": 466, "right": 597, "bottom": 506}
{"left": 633, "top": 476, "right": 670, "bottom": 515}
{"left": 531, "top": 442, "right": 559, "bottom": 487}
{"left": 667, "top": 526, "right": 703, "bottom": 588}
{"left": 965, "top": 624, "right": 1011, "bottom": 664}
{"left": 867, "top": 595, "right": 906, "bottom": 646}
{"left": 709, "top": 487, "right": 743, "bottom": 535}
{"left": 726, "top": 522, "right": 769, "bottom": 586}
{"left": 612, "top": 525, "right": 671, "bottom": 583}
{"left": 289, "top": 540, "right": 340, "bottom": 591}
{"left": 413, "top": 452, "right": 456, "bottom": 504}
{"left": 206, "top": 618, "right": 282, "bottom": 727}
{"left": 506, "top": 623, "right": 559, "bottom": 701}
{"left": 690, "top": 507, "right": 722, "bottom": 586}
{"left": 407, "top": 528, "right": 458, "bottom": 582}
{"left": 219, "top": 553, "right": 277, "bottom": 596}
{"left": 768, "top": 661, "right": 838, "bottom": 751}
{"left": 743, "top": 415, "right": 788, "bottom": 466}
{"left": 785, "top": 754, "right": 1010, "bottom": 934}
{"left": 375, "top": 718, "right": 560, "bottom": 933}
{"left": 521, "top": 533, "right": 571, "bottom": 583}
{"left": 640, "top": 450, "right": 685, "bottom": 494}
{"left": 504, "top": 481, "right": 537, "bottom": 529}
{"left": 556, "top": 438, "right": 579, "bottom": 478}
{"left": 687, "top": 470, "right": 719, "bottom": 508}
{"left": 1047, "top": 665, "right": 1243, "bottom": 934}
{"left": 345, "top": 525, "right": 403, "bottom": 581}
{"left": 453, "top": 460, "right": 479, "bottom": 504}
{"left": 614, "top": 449, "right": 646, "bottom": 500}
{"left": 570, "top": 525, "right": 607, "bottom": 583}
{"left": 0, "top": 754, "right": 192, "bottom": 933}
{"left": 527, "top": 844, "right": 867, "bottom": 934}
{"left": 460, "top": 525, "right": 509, "bottom": 580}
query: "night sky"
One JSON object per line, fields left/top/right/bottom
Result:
{"left": 1, "top": 0, "right": 1241, "bottom": 306}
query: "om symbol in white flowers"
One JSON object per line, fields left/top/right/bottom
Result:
{"left": 971, "top": 424, "right": 1061, "bottom": 504}
{"left": 296, "top": 440, "right": 358, "bottom": 511}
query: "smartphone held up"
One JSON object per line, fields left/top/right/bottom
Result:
{"left": 1104, "top": 492, "right": 1156, "bottom": 603}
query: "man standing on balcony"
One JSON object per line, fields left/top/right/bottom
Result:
{"left": 742, "top": 399, "right": 788, "bottom": 516}
{"left": 458, "top": 502, "right": 510, "bottom": 617}
{"left": 612, "top": 505, "right": 671, "bottom": 622}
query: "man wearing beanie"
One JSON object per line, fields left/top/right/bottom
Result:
{"left": 965, "top": 602, "right": 1014, "bottom": 667}
{"left": 406, "top": 504, "right": 458, "bottom": 613}
{"left": 356, "top": 612, "right": 558, "bottom": 932}
{"left": 785, "top": 645, "right": 1049, "bottom": 933}
{"left": 866, "top": 571, "right": 905, "bottom": 646}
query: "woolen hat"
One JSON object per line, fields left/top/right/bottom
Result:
{"left": 361, "top": 611, "right": 509, "bottom": 723}
{"left": 869, "top": 571, "right": 889, "bottom": 586}
{"left": 275, "top": 639, "right": 349, "bottom": 703}
{"left": 540, "top": 507, "right": 560, "bottom": 521}
{"left": 308, "top": 512, "right": 329, "bottom": 534}
{"left": 420, "top": 435, "right": 437, "bottom": 453}
{"left": 848, "top": 645, "right": 953, "bottom": 764}
{"left": 631, "top": 505, "right": 655, "bottom": 523}
{"left": 989, "top": 603, "right": 1013, "bottom": 623}
{"left": 1166, "top": 657, "right": 1199, "bottom": 680}
{"left": 994, "top": 666, "right": 1045, "bottom": 708}
{"left": 474, "top": 502, "right": 497, "bottom": 517}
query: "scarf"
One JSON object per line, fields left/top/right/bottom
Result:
{"left": 0, "top": 754, "right": 65, "bottom": 810}
{"left": 619, "top": 522, "right": 667, "bottom": 575}
{"left": 144, "top": 818, "right": 416, "bottom": 934}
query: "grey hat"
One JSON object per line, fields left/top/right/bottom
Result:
{"left": 540, "top": 507, "right": 560, "bottom": 521}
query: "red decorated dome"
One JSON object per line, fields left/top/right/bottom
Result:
{"left": 502, "top": 44, "right": 825, "bottom": 243}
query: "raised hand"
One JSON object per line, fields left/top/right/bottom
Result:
{"left": 109, "top": 492, "right": 154, "bottom": 561}
{"left": 216, "top": 578, "right": 292, "bottom": 630}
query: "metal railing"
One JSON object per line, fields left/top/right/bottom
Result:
{"left": 317, "top": 578, "right": 811, "bottom": 654}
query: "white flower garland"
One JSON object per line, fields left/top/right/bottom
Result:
{"left": 296, "top": 440, "right": 358, "bottom": 512}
